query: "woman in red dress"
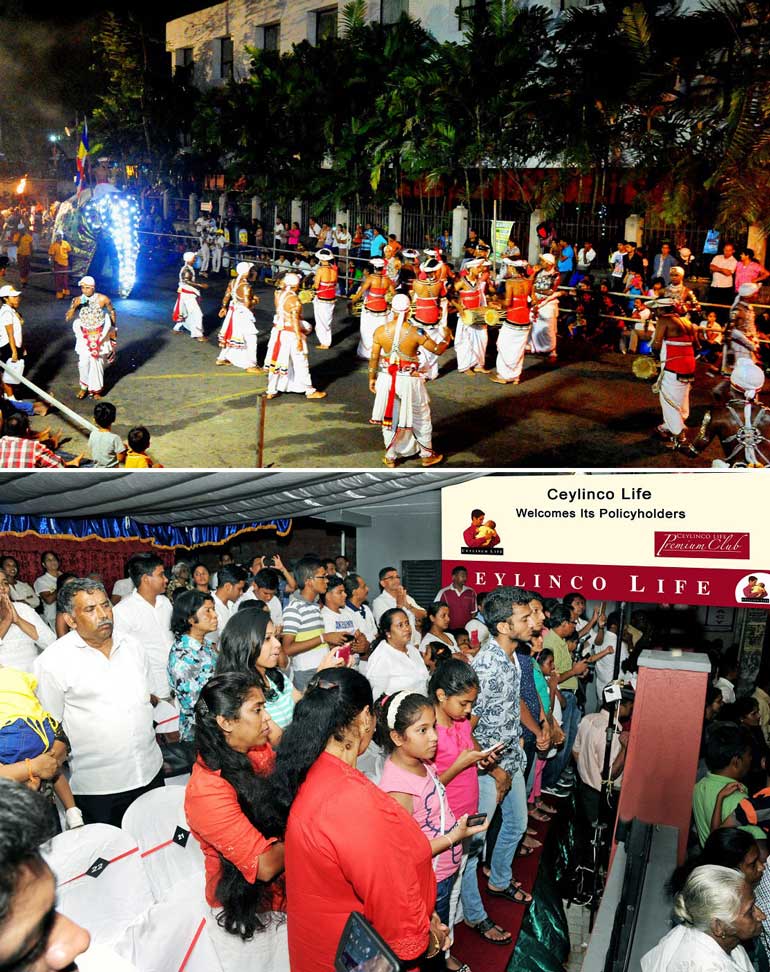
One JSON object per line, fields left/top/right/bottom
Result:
{"left": 184, "top": 671, "right": 288, "bottom": 971}
{"left": 269, "top": 668, "right": 448, "bottom": 972}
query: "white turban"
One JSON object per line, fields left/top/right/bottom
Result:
{"left": 236, "top": 262, "right": 252, "bottom": 276}
{"left": 183, "top": 251, "right": 196, "bottom": 262}
{"left": 391, "top": 293, "right": 410, "bottom": 314}
{"left": 283, "top": 273, "right": 300, "bottom": 289}
{"left": 541, "top": 253, "right": 555, "bottom": 265}
{"left": 370, "top": 258, "right": 385, "bottom": 269}
{"left": 731, "top": 359, "right": 765, "bottom": 397}
{"left": 78, "top": 276, "right": 95, "bottom": 287}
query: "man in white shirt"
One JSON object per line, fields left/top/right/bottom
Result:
{"left": 591, "top": 611, "right": 630, "bottom": 703}
{"left": 110, "top": 572, "right": 134, "bottom": 605}
{"left": 34, "top": 578, "right": 164, "bottom": 827}
{"left": 577, "top": 241, "right": 596, "bottom": 276}
{"left": 237, "top": 567, "right": 284, "bottom": 629}
{"left": 709, "top": 242, "right": 738, "bottom": 320}
{"left": 335, "top": 555, "right": 351, "bottom": 579}
{"left": 0, "top": 566, "right": 55, "bottom": 671}
{"left": 372, "top": 566, "right": 426, "bottom": 647}
{"left": 321, "top": 576, "right": 367, "bottom": 654}
{"left": 212, "top": 564, "right": 248, "bottom": 645}
{"left": 0, "top": 556, "right": 39, "bottom": 609}
{"left": 33, "top": 550, "right": 62, "bottom": 628}
{"left": 344, "top": 573, "right": 378, "bottom": 644}
{"left": 209, "top": 549, "right": 235, "bottom": 592}
{"left": 112, "top": 554, "right": 174, "bottom": 700}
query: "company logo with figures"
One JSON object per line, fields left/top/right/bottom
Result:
{"left": 655, "top": 532, "right": 750, "bottom": 559}
{"left": 735, "top": 573, "right": 770, "bottom": 604}
{"left": 461, "top": 509, "right": 503, "bottom": 555}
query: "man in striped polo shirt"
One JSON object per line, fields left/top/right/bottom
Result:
{"left": 281, "top": 556, "right": 349, "bottom": 690}
{"left": 435, "top": 565, "right": 477, "bottom": 630}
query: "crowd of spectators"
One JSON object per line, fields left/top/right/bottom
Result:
{"left": 0, "top": 541, "right": 648, "bottom": 970}
{"left": 2, "top": 543, "right": 770, "bottom": 970}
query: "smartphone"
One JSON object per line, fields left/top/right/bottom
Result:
{"left": 466, "top": 813, "right": 487, "bottom": 828}
{"left": 481, "top": 741, "right": 508, "bottom": 756}
{"left": 335, "top": 912, "right": 400, "bottom": 972}
{"left": 336, "top": 644, "right": 351, "bottom": 665}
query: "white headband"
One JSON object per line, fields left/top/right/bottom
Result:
{"left": 386, "top": 691, "right": 412, "bottom": 730}
{"left": 78, "top": 275, "right": 95, "bottom": 287}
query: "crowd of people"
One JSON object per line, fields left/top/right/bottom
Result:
{"left": 0, "top": 542, "right": 648, "bottom": 971}
{"left": 2, "top": 542, "right": 770, "bottom": 970}
{"left": 1, "top": 202, "right": 768, "bottom": 467}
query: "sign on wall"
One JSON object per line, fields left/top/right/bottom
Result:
{"left": 441, "top": 473, "right": 770, "bottom": 609}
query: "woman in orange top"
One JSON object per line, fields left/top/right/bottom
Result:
{"left": 269, "top": 668, "right": 448, "bottom": 972}
{"left": 184, "top": 671, "right": 287, "bottom": 971}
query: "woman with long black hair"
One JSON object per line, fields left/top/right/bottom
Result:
{"left": 268, "top": 667, "right": 447, "bottom": 972}
{"left": 184, "top": 671, "right": 288, "bottom": 971}
{"left": 215, "top": 608, "right": 343, "bottom": 740}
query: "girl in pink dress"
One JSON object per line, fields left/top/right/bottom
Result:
{"left": 377, "top": 691, "right": 488, "bottom": 971}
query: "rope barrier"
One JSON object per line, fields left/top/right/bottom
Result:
{"left": 1, "top": 362, "right": 98, "bottom": 434}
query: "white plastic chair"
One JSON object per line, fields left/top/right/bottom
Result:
{"left": 116, "top": 871, "right": 224, "bottom": 972}
{"left": 122, "top": 785, "right": 205, "bottom": 902}
{"left": 153, "top": 699, "right": 180, "bottom": 735}
{"left": 42, "top": 824, "right": 154, "bottom": 947}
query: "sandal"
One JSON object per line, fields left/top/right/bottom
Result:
{"left": 488, "top": 882, "right": 532, "bottom": 905}
{"left": 447, "top": 962, "right": 472, "bottom": 972}
{"left": 463, "top": 917, "right": 512, "bottom": 946}
{"left": 516, "top": 844, "right": 535, "bottom": 857}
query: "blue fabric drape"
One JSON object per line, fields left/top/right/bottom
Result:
{"left": 0, "top": 515, "right": 292, "bottom": 548}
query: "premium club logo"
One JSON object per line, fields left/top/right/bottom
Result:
{"left": 654, "top": 532, "right": 750, "bottom": 559}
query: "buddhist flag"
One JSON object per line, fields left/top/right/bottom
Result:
{"left": 76, "top": 120, "right": 89, "bottom": 194}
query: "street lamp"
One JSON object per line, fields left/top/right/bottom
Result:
{"left": 48, "top": 133, "right": 61, "bottom": 143}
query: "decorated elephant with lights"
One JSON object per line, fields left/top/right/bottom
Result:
{"left": 52, "top": 183, "right": 140, "bottom": 298}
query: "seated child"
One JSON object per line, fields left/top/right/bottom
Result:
{"left": 124, "top": 425, "right": 163, "bottom": 468}
{"left": 88, "top": 401, "right": 126, "bottom": 468}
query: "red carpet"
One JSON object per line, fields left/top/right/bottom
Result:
{"left": 452, "top": 804, "right": 559, "bottom": 972}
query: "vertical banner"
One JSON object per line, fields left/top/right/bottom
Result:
{"left": 493, "top": 220, "right": 515, "bottom": 260}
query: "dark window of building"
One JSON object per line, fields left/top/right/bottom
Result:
{"left": 263, "top": 23, "right": 280, "bottom": 51}
{"left": 316, "top": 7, "right": 337, "bottom": 41}
{"left": 219, "top": 36, "right": 234, "bottom": 78}
{"left": 381, "top": 0, "right": 408, "bottom": 24}
{"left": 457, "top": 0, "right": 490, "bottom": 30}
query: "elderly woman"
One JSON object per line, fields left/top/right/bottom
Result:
{"left": 642, "top": 864, "right": 764, "bottom": 971}
{"left": 1, "top": 556, "right": 39, "bottom": 609}
{"left": 366, "top": 607, "right": 429, "bottom": 701}
{"left": 268, "top": 668, "right": 446, "bottom": 972}
{"left": 166, "top": 589, "right": 219, "bottom": 747}
{"left": 184, "top": 672, "right": 287, "bottom": 972}
{"left": 166, "top": 561, "right": 193, "bottom": 600}
{"left": 0, "top": 567, "right": 55, "bottom": 671}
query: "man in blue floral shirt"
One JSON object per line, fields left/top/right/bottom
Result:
{"left": 472, "top": 587, "right": 549, "bottom": 905}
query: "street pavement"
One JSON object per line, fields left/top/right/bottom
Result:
{"left": 12, "top": 258, "right": 727, "bottom": 469}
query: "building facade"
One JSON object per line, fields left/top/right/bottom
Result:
{"left": 166, "top": 0, "right": 568, "bottom": 86}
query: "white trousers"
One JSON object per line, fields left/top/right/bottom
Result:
{"left": 659, "top": 370, "right": 690, "bottom": 435}
{"left": 198, "top": 244, "right": 210, "bottom": 273}
{"left": 265, "top": 326, "right": 316, "bottom": 395}
{"left": 218, "top": 306, "right": 258, "bottom": 369}
{"left": 496, "top": 324, "right": 530, "bottom": 380}
{"left": 455, "top": 322, "right": 487, "bottom": 372}
{"left": 211, "top": 247, "right": 222, "bottom": 273}
{"left": 371, "top": 370, "right": 434, "bottom": 459}
{"left": 313, "top": 298, "right": 334, "bottom": 346}
{"left": 173, "top": 293, "right": 204, "bottom": 338}
{"left": 357, "top": 307, "right": 386, "bottom": 360}
{"left": 77, "top": 350, "right": 110, "bottom": 393}
{"left": 530, "top": 300, "right": 558, "bottom": 353}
